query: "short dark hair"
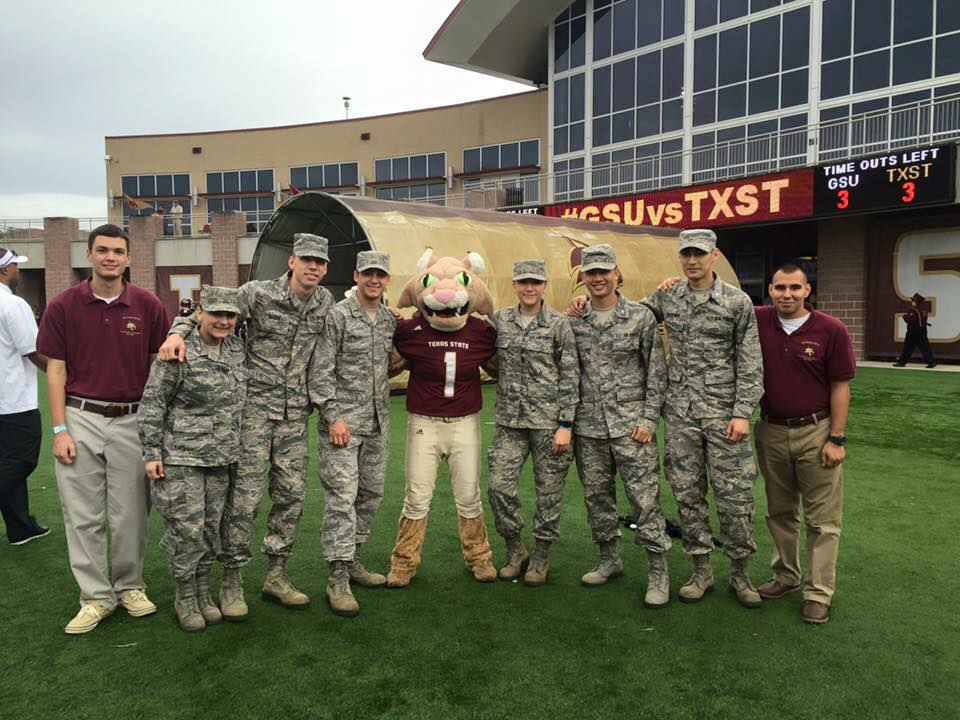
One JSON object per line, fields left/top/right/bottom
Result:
{"left": 771, "top": 261, "right": 808, "bottom": 284}
{"left": 87, "top": 223, "right": 129, "bottom": 251}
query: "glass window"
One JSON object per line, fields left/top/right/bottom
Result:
{"left": 569, "top": 122, "right": 585, "bottom": 152}
{"left": 554, "top": 23, "right": 569, "bottom": 73}
{"left": 720, "top": 0, "right": 748, "bottom": 22}
{"left": 939, "top": 0, "right": 960, "bottom": 33}
{"left": 613, "top": 109, "right": 635, "bottom": 142}
{"left": 463, "top": 148, "right": 481, "bottom": 173}
{"left": 139, "top": 175, "right": 155, "bottom": 196}
{"left": 258, "top": 169, "right": 273, "bottom": 191}
{"left": 375, "top": 159, "right": 391, "bottom": 181}
{"left": 782, "top": 7, "right": 810, "bottom": 71}
{"left": 224, "top": 197, "right": 240, "bottom": 212}
{"left": 392, "top": 157, "right": 409, "bottom": 181}
{"left": 695, "top": 0, "right": 717, "bottom": 29}
{"left": 324, "top": 164, "right": 340, "bottom": 187}
{"left": 156, "top": 174, "right": 173, "bottom": 196}
{"left": 664, "top": 0, "right": 684, "bottom": 38}
{"left": 750, "top": 16, "right": 780, "bottom": 79}
{"left": 751, "top": 0, "right": 778, "bottom": 10}
{"left": 718, "top": 83, "right": 747, "bottom": 120}
{"left": 594, "top": 65, "right": 611, "bottom": 115}
{"left": 661, "top": 99, "right": 682, "bottom": 132}
{"left": 693, "top": 90, "right": 717, "bottom": 125}
{"left": 223, "top": 172, "right": 240, "bottom": 193}
{"left": 637, "top": 51, "right": 660, "bottom": 105}
{"left": 308, "top": 166, "right": 324, "bottom": 188}
{"left": 520, "top": 140, "right": 540, "bottom": 166}
{"left": 206, "top": 173, "right": 222, "bottom": 194}
{"left": 481, "top": 146, "right": 499, "bottom": 171}
{"left": 854, "top": 0, "right": 891, "bottom": 53}
{"left": 637, "top": 0, "right": 661, "bottom": 47}
{"left": 239, "top": 170, "right": 256, "bottom": 192}
{"left": 594, "top": 116, "right": 612, "bottom": 146}
{"left": 780, "top": 68, "right": 808, "bottom": 107}
{"left": 894, "top": 0, "right": 932, "bottom": 43}
{"left": 935, "top": 32, "right": 960, "bottom": 75}
{"left": 174, "top": 174, "right": 189, "bottom": 196}
{"left": 570, "top": 73, "right": 585, "bottom": 122}
{"left": 341, "top": 163, "right": 358, "bottom": 186}
{"left": 749, "top": 76, "right": 778, "bottom": 114}
{"left": 694, "top": 35, "right": 717, "bottom": 91}
{"left": 613, "top": 59, "right": 635, "bottom": 112}
{"left": 594, "top": 5, "right": 612, "bottom": 60}
{"left": 853, "top": 49, "right": 890, "bottom": 92}
{"left": 893, "top": 41, "right": 932, "bottom": 84}
{"left": 555, "top": 78, "right": 570, "bottom": 125}
{"left": 613, "top": 0, "right": 637, "bottom": 55}
{"left": 122, "top": 176, "right": 138, "bottom": 196}
{"left": 662, "top": 44, "right": 683, "bottom": 98}
{"left": 719, "top": 26, "right": 748, "bottom": 86}
{"left": 570, "top": 16, "right": 586, "bottom": 67}
{"left": 500, "top": 143, "right": 519, "bottom": 169}
{"left": 428, "top": 153, "right": 445, "bottom": 177}
{"left": 821, "top": 58, "right": 851, "bottom": 99}
{"left": 822, "top": 0, "right": 852, "bottom": 61}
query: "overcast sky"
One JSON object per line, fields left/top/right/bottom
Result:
{"left": 0, "top": 0, "right": 529, "bottom": 220}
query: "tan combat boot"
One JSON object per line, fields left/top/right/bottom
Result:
{"left": 458, "top": 513, "right": 497, "bottom": 583}
{"left": 349, "top": 545, "right": 387, "bottom": 588}
{"left": 581, "top": 539, "right": 624, "bottom": 586}
{"left": 678, "top": 554, "right": 715, "bottom": 603}
{"left": 644, "top": 551, "right": 670, "bottom": 608}
{"left": 498, "top": 535, "right": 529, "bottom": 581}
{"left": 386, "top": 515, "right": 428, "bottom": 588}
{"left": 219, "top": 567, "right": 249, "bottom": 622}
{"left": 729, "top": 557, "right": 762, "bottom": 608}
{"left": 523, "top": 540, "right": 551, "bottom": 587}
{"left": 326, "top": 561, "right": 360, "bottom": 617}
{"left": 262, "top": 556, "right": 310, "bottom": 609}
{"left": 195, "top": 565, "right": 223, "bottom": 625}
{"left": 175, "top": 578, "right": 206, "bottom": 633}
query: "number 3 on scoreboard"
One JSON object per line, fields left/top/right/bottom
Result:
{"left": 443, "top": 351, "right": 456, "bottom": 398}
{"left": 836, "top": 189, "right": 849, "bottom": 209}
{"left": 901, "top": 181, "right": 916, "bottom": 203}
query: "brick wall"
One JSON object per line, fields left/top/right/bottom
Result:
{"left": 129, "top": 215, "right": 162, "bottom": 293}
{"left": 817, "top": 217, "right": 867, "bottom": 358}
{"left": 42, "top": 217, "right": 79, "bottom": 301}
{"left": 211, "top": 211, "right": 246, "bottom": 288}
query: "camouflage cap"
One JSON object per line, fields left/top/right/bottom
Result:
{"left": 580, "top": 244, "right": 617, "bottom": 272}
{"left": 356, "top": 250, "right": 390, "bottom": 274}
{"left": 293, "top": 233, "right": 329, "bottom": 261}
{"left": 200, "top": 285, "right": 240, "bottom": 314}
{"left": 512, "top": 259, "right": 548, "bottom": 281}
{"left": 678, "top": 228, "right": 717, "bottom": 253}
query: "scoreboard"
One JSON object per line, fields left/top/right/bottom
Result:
{"left": 814, "top": 144, "right": 957, "bottom": 216}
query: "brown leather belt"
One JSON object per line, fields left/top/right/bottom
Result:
{"left": 761, "top": 410, "right": 830, "bottom": 427}
{"left": 66, "top": 396, "right": 139, "bottom": 417}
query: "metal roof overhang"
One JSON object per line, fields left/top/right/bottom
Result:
{"left": 423, "top": 0, "right": 571, "bottom": 85}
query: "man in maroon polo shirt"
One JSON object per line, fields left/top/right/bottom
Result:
{"left": 38, "top": 224, "right": 170, "bottom": 635}
{"left": 753, "top": 262, "right": 856, "bottom": 625}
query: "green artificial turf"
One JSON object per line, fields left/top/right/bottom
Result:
{"left": 0, "top": 367, "right": 957, "bottom": 719}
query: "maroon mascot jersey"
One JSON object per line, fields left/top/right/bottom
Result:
{"left": 394, "top": 316, "right": 497, "bottom": 418}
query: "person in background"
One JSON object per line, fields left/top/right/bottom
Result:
{"left": 893, "top": 292, "right": 936, "bottom": 368}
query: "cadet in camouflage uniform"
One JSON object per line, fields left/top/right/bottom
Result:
{"left": 309, "top": 251, "right": 396, "bottom": 617}
{"left": 160, "top": 233, "right": 334, "bottom": 619}
{"left": 644, "top": 228, "right": 764, "bottom": 608}
{"left": 568, "top": 245, "right": 672, "bottom": 608}
{"left": 487, "top": 259, "right": 579, "bottom": 587}
{"left": 138, "top": 286, "right": 246, "bottom": 633}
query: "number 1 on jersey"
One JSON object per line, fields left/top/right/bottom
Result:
{"left": 443, "top": 351, "right": 456, "bottom": 398}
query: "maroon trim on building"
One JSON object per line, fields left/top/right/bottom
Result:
{"left": 455, "top": 164, "right": 540, "bottom": 179}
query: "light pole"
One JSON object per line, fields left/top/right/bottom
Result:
{"left": 343, "top": 96, "right": 351, "bottom": 119}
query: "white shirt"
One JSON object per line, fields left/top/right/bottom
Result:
{"left": 0, "top": 283, "right": 38, "bottom": 414}
{"left": 778, "top": 312, "right": 811, "bottom": 336}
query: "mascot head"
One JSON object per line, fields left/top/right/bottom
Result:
{"left": 397, "top": 249, "right": 494, "bottom": 332}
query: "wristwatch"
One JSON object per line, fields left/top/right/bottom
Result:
{"left": 828, "top": 435, "right": 846, "bottom": 446}
{"left": 52, "top": 423, "right": 68, "bottom": 435}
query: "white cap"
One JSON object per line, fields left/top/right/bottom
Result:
{"left": 0, "top": 249, "right": 28, "bottom": 267}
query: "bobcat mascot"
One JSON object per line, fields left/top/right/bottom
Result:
{"left": 386, "top": 249, "right": 499, "bottom": 587}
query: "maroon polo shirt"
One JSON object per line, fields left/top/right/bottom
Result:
{"left": 38, "top": 280, "right": 171, "bottom": 403}
{"left": 755, "top": 304, "right": 856, "bottom": 419}
{"left": 394, "top": 316, "right": 497, "bottom": 418}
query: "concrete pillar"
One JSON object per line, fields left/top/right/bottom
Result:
{"left": 817, "top": 217, "right": 867, "bottom": 359}
{"left": 211, "top": 211, "right": 246, "bottom": 288}
{"left": 42, "top": 217, "right": 79, "bottom": 302}
{"left": 128, "top": 215, "right": 163, "bottom": 293}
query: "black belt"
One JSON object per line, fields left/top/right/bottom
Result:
{"left": 67, "top": 396, "right": 139, "bottom": 417}
{"left": 761, "top": 410, "right": 830, "bottom": 427}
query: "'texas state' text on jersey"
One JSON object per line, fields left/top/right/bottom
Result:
{"left": 394, "top": 317, "right": 497, "bottom": 418}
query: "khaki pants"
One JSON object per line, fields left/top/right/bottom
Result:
{"left": 402, "top": 412, "right": 482, "bottom": 520}
{"left": 755, "top": 417, "right": 843, "bottom": 605}
{"left": 56, "top": 407, "right": 150, "bottom": 611}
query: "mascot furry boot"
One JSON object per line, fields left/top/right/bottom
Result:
{"left": 386, "top": 249, "right": 499, "bottom": 587}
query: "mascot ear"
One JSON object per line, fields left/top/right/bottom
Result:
{"left": 463, "top": 251, "right": 485, "bottom": 275}
{"left": 397, "top": 277, "right": 420, "bottom": 309}
{"left": 416, "top": 248, "right": 437, "bottom": 272}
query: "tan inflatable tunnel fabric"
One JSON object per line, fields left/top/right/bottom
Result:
{"left": 250, "top": 192, "right": 739, "bottom": 308}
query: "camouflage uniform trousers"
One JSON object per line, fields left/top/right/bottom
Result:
{"left": 487, "top": 425, "right": 573, "bottom": 543}
{"left": 663, "top": 414, "right": 758, "bottom": 559}
{"left": 317, "top": 430, "right": 387, "bottom": 562}
{"left": 219, "top": 414, "right": 308, "bottom": 568}
{"left": 573, "top": 435, "right": 671, "bottom": 553}
{"left": 152, "top": 464, "right": 230, "bottom": 581}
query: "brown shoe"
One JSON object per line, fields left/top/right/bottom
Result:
{"left": 801, "top": 600, "right": 830, "bottom": 625}
{"left": 458, "top": 513, "right": 497, "bottom": 583}
{"left": 386, "top": 515, "right": 428, "bottom": 589}
{"left": 757, "top": 578, "right": 802, "bottom": 600}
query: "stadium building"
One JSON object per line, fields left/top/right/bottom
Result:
{"left": 7, "top": 0, "right": 960, "bottom": 360}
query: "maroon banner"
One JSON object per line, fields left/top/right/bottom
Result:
{"left": 540, "top": 168, "right": 815, "bottom": 228}
{"left": 155, "top": 266, "right": 213, "bottom": 321}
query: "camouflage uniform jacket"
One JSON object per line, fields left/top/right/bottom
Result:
{"left": 308, "top": 295, "right": 397, "bottom": 435}
{"left": 568, "top": 292, "right": 667, "bottom": 439}
{"left": 138, "top": 332, "right": 247, "bottom": 466}
{"left": 490, "top": 303, "right": 579, "bottom": 430}
{"left": 645, "top": 276, "right": 762, "bottom": 420}
{"left": 171, "top": 273, "right": 333, "bottom": 421}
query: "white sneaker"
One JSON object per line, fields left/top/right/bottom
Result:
{"left": 65, "top": 603, "right": 112, "bottom": 635}
{"left": 119, "top": 589, "right": 157, "bottom": 617}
